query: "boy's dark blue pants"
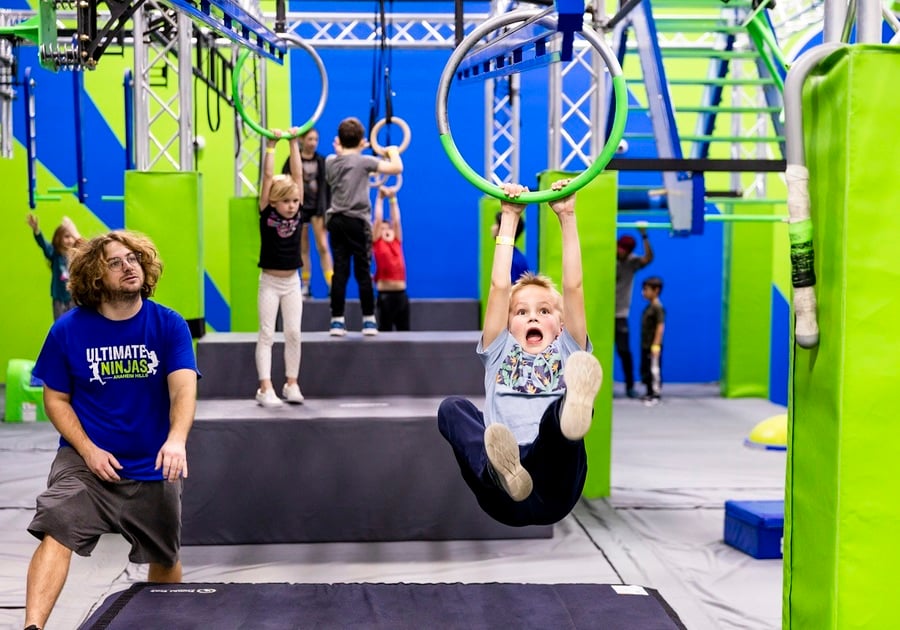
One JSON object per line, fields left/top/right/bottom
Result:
{"left": 437, "top": 396, "right": 588, "bottom": 527}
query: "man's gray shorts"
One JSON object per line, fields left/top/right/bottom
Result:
{"left": 28, "top": 446, "right": 183, "bottom": 566}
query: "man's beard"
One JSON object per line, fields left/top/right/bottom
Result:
{"left": 103, "top": 285, "right": 142, "bottom": 305}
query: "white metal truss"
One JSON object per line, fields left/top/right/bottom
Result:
{"left": 485, "top": 74, "right": 520, "bottom": 184}
{"left": 283, "top": 12, "right": 487, "bottom": 49}
{"left": 0, "top": 12, "right": 15, "bottom": 159}
{"left": 132, "top": 0, "right": 194, "bottom": 171}
{"left": 234, "top": 49, "right": 267, "bottom": 197}
{"left": 233, "top": 0, "right": 266, "bottom": 197}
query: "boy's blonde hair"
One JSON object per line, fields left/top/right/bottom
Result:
{"left": 509, "top": 272, "right": 563, "bottom": 314}
{"left": 268, "top": 174, "right": 299, "bottom": 203}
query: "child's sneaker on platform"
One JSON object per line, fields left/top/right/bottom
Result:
{"left": 329, "top": 318, "right": 347, "bottom": 337}
{"left": 282, "top": 383, "right": 305, "bottom": 404}
{"left": 255, "top": 388, "right": 283, "bottom": 408}
{"left": 560, "top": 351, "right": 602, "bottom": 440}
{"left": 362, "top": 318, "right": 379, "bottom": 336}
{"left": 484, "top": 423, "right": 533, "bottom": 502}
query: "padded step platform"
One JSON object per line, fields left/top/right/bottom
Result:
{"left": 197, "top": 331, "right": 484, "bottom": 399}
{"left": 182, "top": 397, "right": 552, "bottom": 544}
{"left": 297, "top": 298, "right": 480, "bottom": 332}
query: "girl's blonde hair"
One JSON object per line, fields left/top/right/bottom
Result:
{"left": 268, "top": 174, "right": 300, "bottom": 203}
{"left": 510, "top": 272, "right": 563, "bottom": 313}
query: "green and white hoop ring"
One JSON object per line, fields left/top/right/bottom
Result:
{"left": 435, "top": 9, "right": 627, "bottom": 204}
{"left": 232, "top": 33, "right": 328, "bottom": 140}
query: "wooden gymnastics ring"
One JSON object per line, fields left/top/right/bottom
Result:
{"left": 369, "top": 116, "right": 411, "bottom": 156}
{"left": 232, "top": 33, "right": 328, "bottom": 140}
{"left": 369, "top": 172, "right": 404, "bottom": 191}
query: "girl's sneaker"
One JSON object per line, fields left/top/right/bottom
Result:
{"left": 282, "top": 383, "right": 305, "bottom": 404}
{"left": 255, "top": 388, "right": 283, "bottom": 407}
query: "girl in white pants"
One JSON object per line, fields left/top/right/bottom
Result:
{"left": 255, "top": 129, "right": 306, "bottom": 407}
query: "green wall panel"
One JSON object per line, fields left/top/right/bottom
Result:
{"left": 229, "top": 197, "right": 261, "bottom": 332}
{"left": 785, "top": 46, "right": 900, "bottom": 630}
{"left": 720, "top": 203, "right": 776, "bottom": 398}
{"left": 538, "top": 170, "right": 616, "bottom": 498}
{"left": 125, "top": 172, "right": 203, "bottom": 321}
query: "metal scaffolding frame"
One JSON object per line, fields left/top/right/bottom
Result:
{"left": 132, "top": 0, "right": 194, "bottom": 171}
{"left": 3, "top": 0, "right": 826, "bottom": 216}
{"left": 0, "top": 12, "right": 14, "bottom": 159}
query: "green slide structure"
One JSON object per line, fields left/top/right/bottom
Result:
{"left": 538, "top": 170, "right": 617, "bottom": 498}
{"left": 785, "top": 46, "right": 900, "bottom": 629}
{"left": 125, "top": 172, "right": 203, "bottom": 331}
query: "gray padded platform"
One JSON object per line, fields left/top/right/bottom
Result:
{"left": 182, "top": 397, "right": 552, "bottom": 544}
{"left": 297, "top": 298, "right": 480, "bottom": 332}
{"left": 197, "top": 331, "right": 484, "bottom": 399}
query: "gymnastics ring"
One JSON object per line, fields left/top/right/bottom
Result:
{"left": 232, "top": 33, "right": 328, "bottom": 140}
{"left": 435, "top": 9, "right": 628, "bottom": 204}
{"left": 370, "top": 116, "right": 412, "bottom": 156}
{"left": 369, "top": 172, "right": 404, "bottom": 192}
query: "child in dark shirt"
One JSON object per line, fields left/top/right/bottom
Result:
{"left": 639, "top": 276, "right": 665, "bottom": 407}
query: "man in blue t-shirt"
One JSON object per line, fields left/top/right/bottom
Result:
{"left": 23, "top": 231, "right": 199, "bottom": 630}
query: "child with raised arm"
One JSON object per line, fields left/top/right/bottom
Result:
{"left": 27, "top": 214, "right": 82, "bottom": 320}
{"left": 325, "top": 117, "right": 402, "bottom": 337}
{"left": 373, "top": 185, "right": 409, "bottom": 331}
{"left": 437, "top": 180, "right": 602, "bottom": 527}
{"left": 254, "top": 129, "right": 305, "bottom": 407}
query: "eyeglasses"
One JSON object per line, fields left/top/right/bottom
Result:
{"left": 106, "top": 252, "right": 142, "bottom": 272}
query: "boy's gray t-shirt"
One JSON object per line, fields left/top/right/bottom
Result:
{"left": 615, "top": 254, "right": 644, "bottom": 317}
{"left": 325, "top": 152, "right": 382, "bottom": 222}
{"left": 478, "top": 328, "right": 592, "bottom": 445}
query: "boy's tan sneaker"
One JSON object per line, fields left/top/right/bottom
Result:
{"left": 560, "top": 351, "right": 603, "bottom": 440}
{"left": 484, "top": 423, "right": 533, "bottom": 502}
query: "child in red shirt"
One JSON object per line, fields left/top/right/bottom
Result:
{"left": 373, "top": 185, "right": 409, "bottom": 331}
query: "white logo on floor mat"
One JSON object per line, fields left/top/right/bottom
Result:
{"left": 149, "top": 588, "right": 217, "bottom": 594}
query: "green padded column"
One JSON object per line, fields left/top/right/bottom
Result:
{"left": 720, "top": 202, "right": 777, "bottom": 398}
{"left": 785, "top": 46, "right": 900, "bottom": 630}
{"left": 229, "top": 197, "right": 261, "bottom": 332}
{"left": 125, "top": 172, "right": 203, "bottom": 329}
{"left": 538, "top": 170, "right": 616, "bottom": 498}
{"left": 479, "top": 195, "right": 503, "bottom": 325}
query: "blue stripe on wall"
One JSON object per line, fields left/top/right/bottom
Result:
{"left": 769, "top": 285, "right": 789, "bottom": 406}
{"left": 204, "top": 272, "right": 230, "bottom": 332}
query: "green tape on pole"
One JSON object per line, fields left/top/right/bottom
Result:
{"left": 785, "top": 46, "right": 900, "bottom": 630}
{"left": 229, "top": 197, "right": 261, "bottom": 332}
{"left": 538, "top": 170, "right": 617, "bottom": 498}
{"left": 720, "top": 202, "right": 776, "bottom": 398}
{"left": 124, "top": 172, "right": 203, "bottom": 323}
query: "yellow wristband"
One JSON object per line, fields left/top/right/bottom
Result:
{"left": 265, "top": 147, "right": 276, "bottom": 154}
{"left": 651, "top": 344, "right": 661, "bottom": 351}
{"left": 495, "top": 236, "right": 515, "bottom": 246}
{"left": 389, "top": 198, "right": 398, "bottom": 205}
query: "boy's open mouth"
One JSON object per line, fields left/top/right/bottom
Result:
{"left": 526, "top": 327, "right": 543, "bottom": 344}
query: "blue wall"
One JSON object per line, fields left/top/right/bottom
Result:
{"left": 6, "top": 0, "right": 727, "bottom": 384}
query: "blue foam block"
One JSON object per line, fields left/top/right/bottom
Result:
{"left": 724, "top": 499, "right": 784, "bottom": 559}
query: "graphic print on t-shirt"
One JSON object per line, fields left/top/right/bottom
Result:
{"left": 86, "top": 344, "right": 159, "bottom": 385}
{"left": 495, "top": 344, "right": 565, "bottom": 394}
{"left": 267, "top": 213, "right": 300, "bottom": 238}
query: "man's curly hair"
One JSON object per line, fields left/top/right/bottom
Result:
{"left": 68, "top": 231, "right": 162, "bottom": 309}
